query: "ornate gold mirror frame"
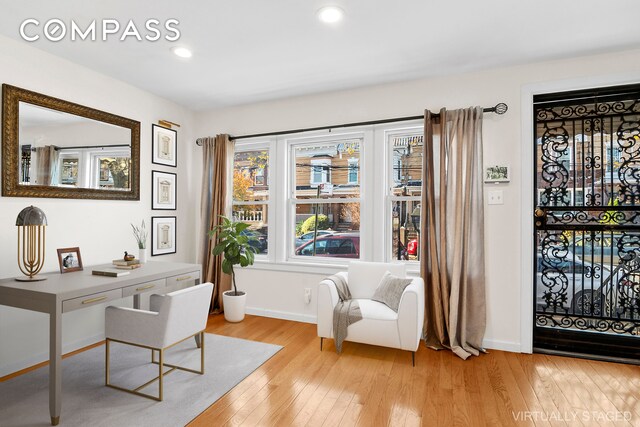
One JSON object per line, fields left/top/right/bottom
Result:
{"left": 2, "top": 84, "right": 140, "bottom": 200}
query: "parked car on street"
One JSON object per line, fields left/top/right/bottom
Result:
{"left": 241, "top": 229, "right": 267, "bottom": 253}
{"left": 536, "top": 252, "right": 611, "bottom": 314}
{"left": 295, "top": 233, "right": 359, "bottom": 258}
{"left": 295, "top": 230, "right": 334, "bottom": 248}
{"left": 570, "top": 233, "right": 640, "bottom": 266}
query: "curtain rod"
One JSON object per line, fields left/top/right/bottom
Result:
{"left": 195, "top": 102, "right": 507, "bottom": 145}
{"left": 27, "top": 144, "right": 131, "bottom": 152}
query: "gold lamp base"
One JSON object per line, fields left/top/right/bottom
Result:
{"left": 15, "top": 275, "right": 48, "bottom": 282}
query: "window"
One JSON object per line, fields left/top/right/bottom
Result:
{"left": 310, "top": 159, "right": 331, "bottom": 185}
{"left": 232, "top": 148, "right": 270, "bottom": 255}
{"left": 291, "top": 138, "right": 361, "bottom": 260}
{"left": 92, "top": 154, "right": 130, "bottom": 190}
{"left": 388, "top": 131, "right": 423, "bottom": 262}
{"left": 348, "top": 158, "right": 358, "bottom": 184}
{"left": 231, "top": 121, "right": 430, "bottom": 268}
{"left": 58, "top": 154, "right": 79, "bottom": 186}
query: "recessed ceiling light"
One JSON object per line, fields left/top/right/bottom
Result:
{"left": 172, "top": 47, "right": 192, "bottom": 58}
{"left": 317, "top": 6, "right": 344, "bottom": 24}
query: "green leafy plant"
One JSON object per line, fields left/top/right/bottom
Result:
{"left": 209, "top": 216, "right": 258, "bottom": 296}
{"left": 131, "top": 220, "right": 147, "bottom": 249}
{"left": 300, "top": 214, "right": 329, "bottom": 235}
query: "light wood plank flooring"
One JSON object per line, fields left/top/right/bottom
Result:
{"left": 189, "top": 314, "right": 640, "bottom": 426}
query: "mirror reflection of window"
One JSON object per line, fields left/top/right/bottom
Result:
{"left": 20, "top": 145, "right": 32, "bottom": 183}
{"left": 60, "top": 158, "right": 79, "bottom": 186}
{"left": 96, "top": 156, "right": 130, "bottom": 190}
{"left": 18, "top": 102, "right": 132, "bottom": 191}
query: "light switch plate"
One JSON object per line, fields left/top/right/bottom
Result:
{"left": 487, "top": 190, "right": 504, "bottom": 205}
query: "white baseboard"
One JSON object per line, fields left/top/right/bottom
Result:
{"left": 245, "top": 307, "right": 316, "bottom": 324}
{"left": 0, "top": 333, "right": 105, "bottom": 377}
{"left": 482, "top": 338, "right": 522, "bottom": 353}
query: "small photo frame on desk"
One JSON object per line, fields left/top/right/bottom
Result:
{"left": 57, "top": 247, "right": 83, "bottom": 273}
{"left": 152, "top": 124, "right": 177, "bottom": 167}
{"left": 151, "top": 216, "right": 176, "bottom": 256}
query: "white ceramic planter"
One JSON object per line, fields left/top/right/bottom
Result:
{"left": 223, "top": 290, "right": 246, "bottom": 322}
{"left": 138, "top": 248, "right": 147, "bottom": 264}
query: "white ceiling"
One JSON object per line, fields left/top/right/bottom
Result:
{"left": 0, "top": 0, "right": 639, "bottom": 111}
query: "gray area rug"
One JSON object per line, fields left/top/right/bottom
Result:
{"left": 0, "top": 334, "right": 282, "bottom": 427}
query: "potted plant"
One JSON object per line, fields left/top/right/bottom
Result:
{"left": 131, "top": 220, "right": 148, "bottom": 263}
{"left": 209, "top": 216, "right": 258, "bottom": 322}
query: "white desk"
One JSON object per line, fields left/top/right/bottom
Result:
{"left": 0, "top": 261, "right": 202, "bottom": 426}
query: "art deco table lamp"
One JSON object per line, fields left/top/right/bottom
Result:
{"left": 16, "top": 205, "right": 48, "bottom": 281}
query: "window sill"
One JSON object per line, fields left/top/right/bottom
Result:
{"left": 244, "top": 258, "right": 422, "bottom": 277}
{"left": 247, "top": 259, "right": 349, "bottom": 276}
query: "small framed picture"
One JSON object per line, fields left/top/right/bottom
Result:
{"left": 151, "top": 216, "right": 176, "bottom": 256}
{"left": 56, "top": 247, "right": 83, "bottom": 273}
{"left": 484, "top": 165, "right": 510, "bottom": 183}
{"left": 152, "top": 124, "right": 177, "bottom": 167}
{"left": 152, "top": 170, "right": 177, "bottom": 210}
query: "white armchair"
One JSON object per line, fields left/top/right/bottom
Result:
{"left": 317, "top": 262, "right": 424, "bottom": 365}
{"left": 105, "top": 282, "right": 214, "bottom": 401}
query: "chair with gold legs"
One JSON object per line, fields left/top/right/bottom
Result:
{"left": 105, "top": 282, "right": 214, "bottom": 401}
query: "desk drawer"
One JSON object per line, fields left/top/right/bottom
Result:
{"left": 122, "top": 279, "right": 166, "bottom": 298}
{"left": 62, "top": 289, "right": 122, "bottom": 313}
{"left": 167, "top": 270, "right": 201, "bottom": 290}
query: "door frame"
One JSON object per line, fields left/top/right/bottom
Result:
{"left": 519, "top": 73, "right": 640, "bottom": 354}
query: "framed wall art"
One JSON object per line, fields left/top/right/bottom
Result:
{"left": 152, "top": 170, "right": 177, "bottom": 210}
{"left": 484, "top": 165, "right": 510, "bottom": 183}
{"left": 152, "top": 124, "right": 177, "bottom": 167}
{"left": 56, "top": 247, "right": 83, "bottom": 273}
{"left": 151, "top": 216, "right": 176, "bottom": 256}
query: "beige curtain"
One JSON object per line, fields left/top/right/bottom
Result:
{"left": 199, "top": 134, "right": 233, "bottom": 312}
{"left": 421, "top": 107, "right": 486, "bottom": 360}
{"left": 35, "top": 146, "right": 59, "bottom": 185}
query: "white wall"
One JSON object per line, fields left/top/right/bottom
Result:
{"left": 2, "top": 36, "right": 639, "bottom": 375}
{"left": 194, "top": 48, "right": 640, "bottom": 353}
{"left": 0, "top": 35, "right": 197, "bottom": 376}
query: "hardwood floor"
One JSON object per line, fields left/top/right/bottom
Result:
{"left": 190, "top": 314, "right": 640, "bottom": 426}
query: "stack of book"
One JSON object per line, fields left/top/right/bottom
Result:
{"left": 112, "top": 258, "right": 143, "bottom": 270}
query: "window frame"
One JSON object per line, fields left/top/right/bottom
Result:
{"left": 286, "top": 131, "right": 365, "bottom": 264}
{"left": 309, "top": 158, "right": 331, "bottom": 185}
{"left": 89, "top": 149, "right": 131, "bottom": 189}
{"left": 384, "top": 125, "right": 424, "bottom": 265}
{"left": 231, "top": 140, "right": 273, "bottom": 261}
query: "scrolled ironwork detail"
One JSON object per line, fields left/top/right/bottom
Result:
{"left": 539, "top": 124, "right": 570, "bottom": 206}
{"left": 536, "top": 99, "right": 640, "bottom": 121}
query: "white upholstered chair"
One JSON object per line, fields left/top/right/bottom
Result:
{"left": 317, "top": 261, "right": 424, "bottom": 365}
{"left": 105, "top": 282, "right": 214, "bottom": 401}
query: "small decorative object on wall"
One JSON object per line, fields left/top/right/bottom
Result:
{"left": 15, "top": 205, "right": 48, "bottom": 281}
{"left": 56, "top": 247, "right": 83, "bottom": 273}
{"left": 151, "top": 216, "right": 176, "bottom": 256}
{"left": 152, "top": 124, "right": 177, "bottom": 167}
{"left": 484, "top": 165, "right": 510, "bottom": 183}
{"left": 151, "top": 170, "right": 177, "bottom": 210}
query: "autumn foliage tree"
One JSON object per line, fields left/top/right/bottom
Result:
{"left": 233, "top": 170, "right": 253, "bottom": 201}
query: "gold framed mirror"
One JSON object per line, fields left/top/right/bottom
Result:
{"left": 2, "top": 84, "right": 140, "bottom": 200}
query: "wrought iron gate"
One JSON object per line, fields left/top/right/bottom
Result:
{"left": 534, "top": 84, "right": 640, "bottom": 360}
